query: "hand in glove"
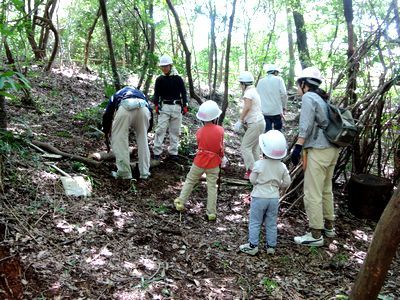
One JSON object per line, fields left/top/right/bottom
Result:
{"left": 233, "top": 120, "right": 242, "bottom": 133}
{"left": 182, "top": 106, "right": 188, "bottom": 115}
{"left": 291, "top": 144, "right": 303, "bottom": 166}
{"left": 155, "top": 105, "right": 160, "bottom": 115}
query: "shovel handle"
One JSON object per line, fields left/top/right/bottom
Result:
{"left": 44, "top": 162, "right": 71, "bottom": 177}
{"left": 27, "top": 142, "right": 47, "bottom": 154}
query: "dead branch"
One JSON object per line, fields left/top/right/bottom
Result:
{"left": 32, "top": 140, "right": 101, "bottom": 167}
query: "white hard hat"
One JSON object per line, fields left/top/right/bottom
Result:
{"left": 297, "top": 66, "right": 323, "bottom": 86}
{"left": 196, "top": 100, "right": 222, "bottom": 122}
{"left": 259, "top": 130, "right": 287, "bottom": 159}
{"left": 159, "top": 54, "right": 173, "bottom": 66}
{"left": 266, "top": 64, "right": 280, "bottom": 73}
{"left": 238, "top": 71, "right": 254, "bottom": 83}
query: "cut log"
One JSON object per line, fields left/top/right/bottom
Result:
{"left": 88, "top": 147, "right": 134, "bottom": 161}
{"left": 32, "top": 140, "right": 101, "bottom": 167}
{"left": 350, "top": 182, "right": 400, "bottom": 299}
{"left": 347, "top": 174, "right": 393, "bottom": 220}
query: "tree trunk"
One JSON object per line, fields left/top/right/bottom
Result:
{"left": 219, "top": 0, "right": 237, "bottom": 125}
{"left": 165, "top": 0, "right": 202, "bottom": 104}
{"left": 99, "top": 0, "right": 121, "bottom": 91}
{"left": 33, "top": 16, "right": 59, "bottom": 72}
{"left": 39, "top": 0, "right": 57, "bottom": 56}
{"left": 343, "top": 0, "right": 358, "bottom": 106}
{"left": 0, "top": 95, "right": 6, "bottom": 130}
{"left": 143, "top": 1, "right": 156, "bottom": 95}
{"left": 350, "top": 182, "right": 400, "bottom": 299}
{"left": 84, "top": 7, "right": 101, "bottom": 71}
{"left": 286, "top": 7, "right": 295, "bottom": 89}
{"left": 292, "top": 0, "right": 311, "bottom": 69}
{"left": 207, "top": 1, "right": 217, "bottom": 99}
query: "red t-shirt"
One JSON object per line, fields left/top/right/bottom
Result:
{"left": 193, "top": 123, "right": 224, "bottom": 169}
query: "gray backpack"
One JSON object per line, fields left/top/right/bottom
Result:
{"left": 323, "top": 102, "right": 357, "bottom": 147}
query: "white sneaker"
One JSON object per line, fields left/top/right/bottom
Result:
{"left": 239, "top": 243, "right": 259, "bottom": 256}
{"left": 294, "top": 232, "right": 324, "bottom": 247}
{"left": 266, "top": 247, "right": 276, "bottom": 255}
{"left": 324, "top": 228, "right": 336, "bottom": 238}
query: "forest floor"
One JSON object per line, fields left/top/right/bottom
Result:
{"left": 1, "top": 67, "right": 399, "bottom": 300}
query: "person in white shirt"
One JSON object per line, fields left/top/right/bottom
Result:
{"left": 233, "top": 71, "right": 266, "bottom": 180}
{"left": 256, "top": 64, "right": 288, "bottom": 132}
{"left": 239, "top": 130, "right": 291, "bottom": 256}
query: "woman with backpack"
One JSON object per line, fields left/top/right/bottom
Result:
{"left": 291, "top": 67, "right": 340, "bottom": 247}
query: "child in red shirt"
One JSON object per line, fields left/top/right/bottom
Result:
{"left": 174, "top": 100, "right": 225, "bottom": 221}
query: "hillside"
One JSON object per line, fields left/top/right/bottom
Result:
{"left": 1, "top": 68, "right": 399, "bottom": 299}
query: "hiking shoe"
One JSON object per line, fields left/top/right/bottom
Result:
{"left": 174, "top": 198, "right": 185, "bottom": 211}
{"left": 243, "top": 170, "right": 252, "bottom": 180}
{"left": 139, "top": 173, "right": 151, "bottom": 180}
{"left": 294, "top": 232, "right": 324, "bottom": 247}
{"left": 111, "top": 171, "right": 132, "bottom": 180}
{"left": 323, "top": 228, "right": 336, "bottom": 238}
{"left": 207, "top": 214, "right": 217, "bottom": 221}
{"left": 266, "top": 247, "right": 276, "bottom": 255}
{"left": 239, "top": 243, "right": 259, "bottom": 256}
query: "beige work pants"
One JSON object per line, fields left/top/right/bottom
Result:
{"left": 240, "top": 119, "right": 265, "bottom": 170}
{"left": 303, "top": 147, "right": 340, "bottom": 230}
{"left": 153, "top": 104, "right": 182, "bottom": 156}
{"left": 178, "top": 164, "right": 220, "bottom": 216}
{"left": 111, "top": 106, "right": 150, "bottom": 178}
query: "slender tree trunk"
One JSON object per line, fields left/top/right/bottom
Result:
{"left": 287, "top": 7, "right": 295, "bottom": 89}
{"left": 99, "top": 0, "right": 121, "bottom": 91}
{"left": 166, "top": 11, "right": 176, "bottom": 57}
{"left": 0, "top": 95, "right": 6, "bottom": 130}
{"left": 218, "top": 46, "right": 225, "bottom": 87}
{"left": 165, "top": 0, "right": 201, "bottom": 104}
{"left": 392, "top": 0, "right": 400, "bottom": 38}
{"left": 208, "top": 1, "right": 217, "bottom": 98}
{"left": 219, "top": 0, "right": 237, "bottom": 125}
{"left": 84, "top": 7, "right": 101, "bottom": 71}
{"left": 143, "top": 0, "right": 156, "bottom": 95}
{"left": 343, "top": 0, "right": 357, "bottom": 106}
{"left": 243, "top": 21, "right": 250, "bottom": 71}
{"left": 350, "top": 182, "right": 400, "bottom": 299}
{"left": 292, "top": 0, "right": 311, "bottom": 69}
{"left": 33, "top": 16, "right": 59, "bottom": 72}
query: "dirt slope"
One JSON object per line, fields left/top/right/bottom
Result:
{"left": 1, "top": 68, "right": 399, "bottom": 299}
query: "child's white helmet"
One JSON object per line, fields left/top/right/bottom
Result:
{"left": 196, "top": 100, "right": 222, "bottom": 122}
{"left": 259, "top": 130, "right": 287, "bottom": 159}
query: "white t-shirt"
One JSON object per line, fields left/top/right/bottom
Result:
{"left": 249, "top": 158, "right": 291, "bottom": 198}
{"left": 242, "top": 86, "right": 264, "bottom": 124}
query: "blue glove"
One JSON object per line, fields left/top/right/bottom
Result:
{"left": 291, "top": 144, "right": 303, "bottom": 166}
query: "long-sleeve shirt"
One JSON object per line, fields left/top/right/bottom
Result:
{"left": 102, "top": 87, "right": 151, "bottom": 135}
{"left": 298, "top": 91, "right": 331, "bottom": 149}
{"left": 153, "top": 72, "right": 188, "bottom": 107}
{"left": 257, "top": 74, "right": 287, "bottom": 116}
{"left": 249, "top": 158, "right": 291, "bottom": 198}
{"left": 193, "top": 123, "right": 224, "bottom": 169}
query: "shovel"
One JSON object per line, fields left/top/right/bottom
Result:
{"left": 45, "top": 163, "right": 92, "bottom": 197}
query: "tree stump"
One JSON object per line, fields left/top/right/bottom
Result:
{"left": 347, "top": 174, "right": 393, "bottom": 220}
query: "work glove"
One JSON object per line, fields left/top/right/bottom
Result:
{"left": 233, "top": 120, "right": 242, "bottom": 133}
{"left": 221, "top": 156, "right": 228, "bottom": 169}
{"left": 291, "top": 144, "right": 303, "bottom": 166}
{"left": 182, "top": 105, "right": 188, "bottom": 115}
{"left": 155, "top": 105, "right": 160, "bottom": 115}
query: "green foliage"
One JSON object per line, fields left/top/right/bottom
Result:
{"left": 72, "top": 161, "right": 88, "bottom": 173}
{"left": 0, "top": 71, "right": 31, "bottom": 97}
{"left": 147, "top": 200, "right": 170, "bottom": 214}
{"left": 178, "top": 124, "right": 197, "bottom": 157}
{"left": 261, "top": 277, "right": 278, "bottom": 294}
{"left": 0, "top": 130, "right": 23, "bottom": 156}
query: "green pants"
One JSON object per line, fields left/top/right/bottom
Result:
{"left": 178, "top": 164, "right": 220, "bottom": 216}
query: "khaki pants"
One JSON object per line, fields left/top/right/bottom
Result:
{"left": 303, "top": 147, "right": 340, "bottom": 229}
{"left": 111, "top": 106, "right": 150, "bottom": 178}
{"left": 178, "top": 164, "right": 220, "bottom": 216}
{"left": 153, "top": 104, "right": 182, "bottom": 156}
{"left": 241, "top": 119, "right": 265, "bottom": 170}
